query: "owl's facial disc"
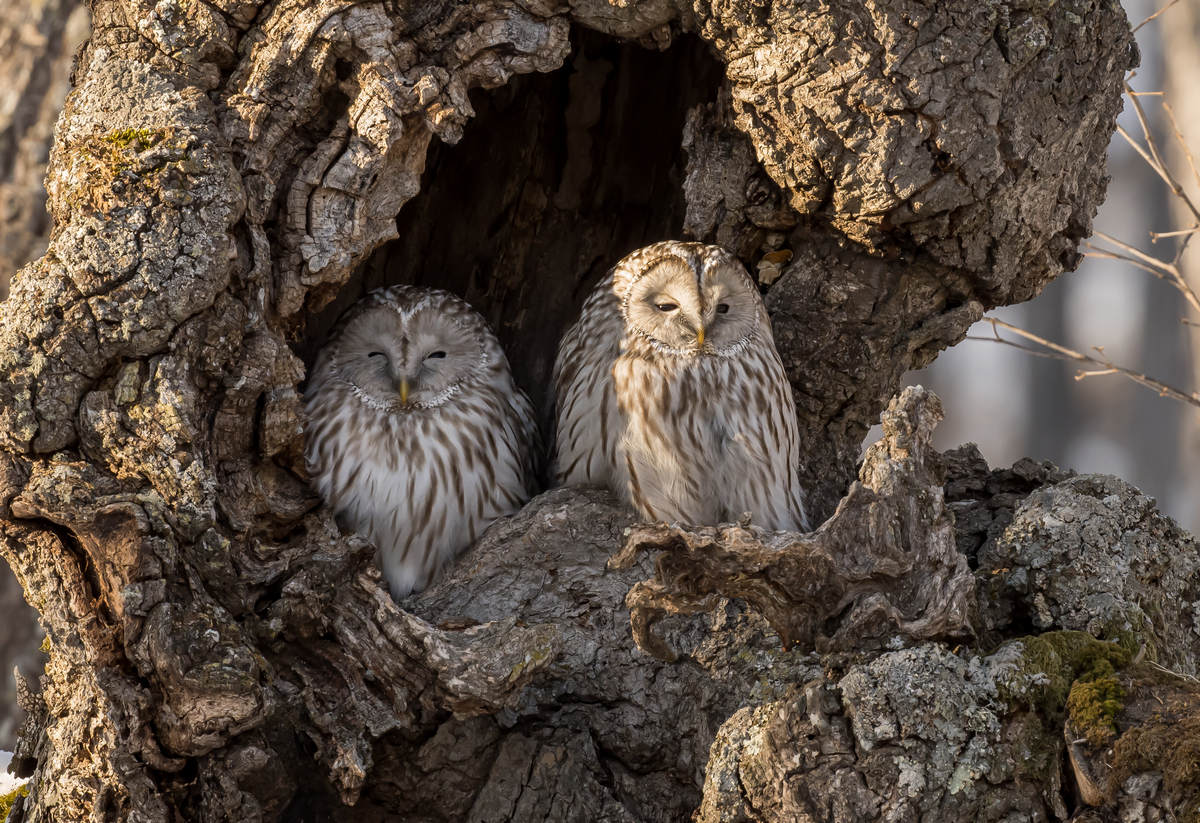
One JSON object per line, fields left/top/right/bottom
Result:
{"left": 399, "top": 333, "right": 477, "bottom": 407}
{"left": 624, "top": 258, "right": 706, "bottom": 352}
{"left": 624, "top": 256, "right": 758, "bottom": 354}
{"left": 698, "top": 262, "right": 759, "bottom": 352}
{"left": 333, "top": 306, "right": 482, "bottom": 409}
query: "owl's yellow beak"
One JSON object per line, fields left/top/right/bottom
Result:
{"left": 400, "top": 377, "right": 409, "bottom": 404}
{"left": 696, "top": 327, "right": 705, "bottom": 347}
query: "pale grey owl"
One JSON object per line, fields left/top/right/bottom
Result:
{"left": 305, "top": 286, "right": 539, "bottom": 598}
{"left": 553, "top": 241, "right": 808, "bottom": 531}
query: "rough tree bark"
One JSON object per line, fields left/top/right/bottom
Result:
{"left": 1, "top": 1, "right": 1195, "bottom": 822}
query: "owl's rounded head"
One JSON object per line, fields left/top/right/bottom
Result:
{"left": 614, "top": 241, "right": 763, "bottom": 356}
{"left": 322, "top": 286, "right": 495, "bottom": 412}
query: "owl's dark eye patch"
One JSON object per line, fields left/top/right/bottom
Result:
{"left": 716, "top": 303, "right": 730, "bottom": 314}
{"left": 655, "top": 302, "right": 679, "bottom": 312}
{"left": 426, "top": 351, "right": 447, "bottom": 360}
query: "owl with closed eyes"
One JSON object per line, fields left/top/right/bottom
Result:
{"left": 304, "top": 286, "right": 539, "bottom": 598}
{"left": 552, "top": 241, "right": 808, "bottom": 531}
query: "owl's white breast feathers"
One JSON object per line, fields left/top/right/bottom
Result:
{"left": 304, "top": 285, "right": 538, "bottom": 599}
{"left": 552, "top": 242, "right": 808, "bottom": 531}
{"left": 307, "top": 381, "right": 536, "bottom": 598}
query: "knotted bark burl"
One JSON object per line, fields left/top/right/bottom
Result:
{"left": 1, "top": 0, "right": 1192, "bottom": 821}
{"left": 612, "top": 387, "right": 974, "bottom": 660}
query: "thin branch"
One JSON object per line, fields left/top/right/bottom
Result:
{"left": 1087, "top": 233, "right": 1200, "bottom": 316}
{"left": 1091, "top": 232, "right": 1177, "bottom": 275}
{"left": 971, "top": 318, "right": 1200, "bottom": 409}
{"left": 964, "top": 337, "right": 1065, "bottom": 362}
{"left": 1120, "top": 85, "right": 1200, "bottom": 225}
{"left": 1132, "top": 0, "right": 1181, "bottom": 32}
{"left": 1082, "top": 247, "right": 1176, "bottom": 282}
{"left": 1083, "top": 237, "right": 1200, "bottom": 316}
{"left": 1162, "top": 101, "right": 1200, "bottom": 197}
{"left": 1147, "top": 660, "right": 1200, "bottom": 684}
{"left": 1149, "top": 227, "right": 1199, "bottom": 241}
{"left": 1080, "top": 251, "right": 1171, "bottom": 283}
{"left": 1123, "top": 81, "right": 1172, "bottom": 176}
{"left": 1117, "top": 124, "right": 1174, "bottom": 192}
{"left": 1179, "top": 231, "right": 1196, "bottom": 267}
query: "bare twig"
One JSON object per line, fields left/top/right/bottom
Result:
{"left": 1002, "top": 82, "right": 1200, "bottom": 413}
{"left": 1089, "top": 84, "right": 1200, "bottom": 312}
{"left": 1149, "top": 227, "right": 1199, "bottom": 241}
{"left": 1132, "top": 0, "right": 1181, "bottom": 32}
{"left": 1121, "top": 82, "right": 1200, "bottom": 225}
{"left": 1082, "top": 237, "right": 1200, "bottom": 315}
{"left": 1082, "top": 246, "right": 1176, "bottom": 281}
{"left": 1093, "top": 230, "right": 1177, "bottom": 275}
{"left": 1162, "top": 101, "right": 1200, "bottom": 198}
{"left": 1147, "top": 660, "right": 1200, "bottom": 684}
{"left": 1123, "top": 83, "right": 1171, "bottom": 181}
{"left": 969, "top": 318, "right": 1200, "bottom": 409}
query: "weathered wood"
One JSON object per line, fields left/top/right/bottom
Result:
{"left": 612, "top": 387, "right": 974, "bottom": 659}
{"left": 2, "top": 0, "right": 1193, "bottom": 821}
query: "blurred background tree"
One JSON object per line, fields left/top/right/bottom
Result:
{"left": 0, "top": 0, "right": 88, "bottom": 749}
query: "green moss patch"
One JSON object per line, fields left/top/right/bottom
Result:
{"left": 55, "top": 127, "right": 187, "bottom": 217}
{"left": 100, "top": 127, "right": 164, "bottom": 150}
{"left": 1107, "top": 666, "right": 1200, "bottom": 821}
{"left": 0, "top": 783, "right": 28, "bottom": 821}
{"left": 1065, "top": 657, "right": 1124, "bottom": 746}
{"left": 992, "top": 634, "right": 1200, "bottom": 811}
{"left": 999, "top": 630, "right": 1131, "bottom": 727}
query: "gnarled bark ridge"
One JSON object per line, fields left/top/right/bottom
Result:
{"left": 0, "top": 0, "right": 1191, "bottom": 821}
{"left": 613, "top": 387, "right": 974, "bottom": 659}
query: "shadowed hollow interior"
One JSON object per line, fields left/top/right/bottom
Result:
{"left": 302, "top": 30, "right": 725, "bottom": 415}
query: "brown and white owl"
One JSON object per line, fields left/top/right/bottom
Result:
{"left": 304, "top": 286, "right": 539, "bottom": 598}
{"left": 552, "top": 241, "right": 808, "bottom": 531}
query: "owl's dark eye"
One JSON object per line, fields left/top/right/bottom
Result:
{"left": 426, "top": 351, "right": 447, "bottom": 360}
{"left": 716, "top": 303, "right": 730, "bottom": 314}
{"left": 655, "top": 302, "right": 679, "bottom": 312}
{"left": 367, "top": 351, "right": 387, "bottom": 360}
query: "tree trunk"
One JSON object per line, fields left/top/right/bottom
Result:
{"left": 2, "top": 1, "right": 1196, "bottom": 821}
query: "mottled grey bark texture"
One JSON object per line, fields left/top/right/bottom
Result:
{"left": 2, "top": 0, "right": 1194, "bottom": 821}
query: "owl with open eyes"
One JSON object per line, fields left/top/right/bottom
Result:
{"left": 552, "top": 241, "right": 808, "bottom": 531}
{"left": 304, "top": 286, "right": 539, "bottom": 598}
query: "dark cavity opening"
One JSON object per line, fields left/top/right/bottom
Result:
{"left": 306, "top": 30, "right": 724, "bottom": 413}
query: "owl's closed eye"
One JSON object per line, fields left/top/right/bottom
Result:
{"left": 304, "top": 285, "right": 540, "bottom": 598}
{"left": 551, "top": 241, "right": 808, "bottom": 532}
